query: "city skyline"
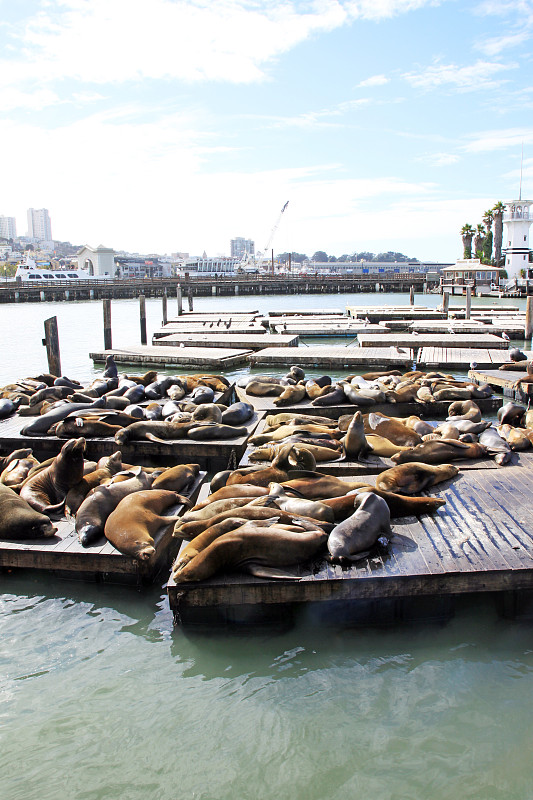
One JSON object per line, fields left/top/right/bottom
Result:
{"left": 1, "top": 1, "right": 532, "bottom": 261}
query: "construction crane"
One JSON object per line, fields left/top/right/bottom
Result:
{"left": 237, "top": 201, "right": 290, "bottom": 273}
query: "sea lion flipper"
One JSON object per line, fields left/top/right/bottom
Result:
{"left": 243, "top": 563, "right": 301, "bottom": 580}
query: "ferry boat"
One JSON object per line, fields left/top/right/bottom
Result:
{"left": 14, "top": 258, "right": 111, "bottom": 282}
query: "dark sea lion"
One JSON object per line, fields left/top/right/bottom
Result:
{"left": 124, "top": 384, "right": 145, "bottom": 403}
{"left": 391, "top": 439, "right": 488, "bottom": 464}
{"left": 20, "top": 438, "right": 86, "bottom": 515}
{"left": 342, "top": 411, "right": 367, "bottom": 459}
{"left": 376, "top": 462, "right": 459, "bottom": 494}
{"left": 54, "top": 376, "right": 82, "bottom": 389}
{"left": 104, "top": 489, "right": 186, "bottom": 560}
{"left": 53, "top": 417, "right": 123, "bottom": 438}
{"left": 0, "top": 399, "right": 16, "bottom": 419}
{"left": 0, "top": 448, "right": 33, "bottom": 473}
{"left": 190, "top": 385, "right": 215, "bottom": 404}
{"left": 311, "top": 386, "right": 346, "bottom": 406}
{"left": 103, "top": 354, "right": 119, "bottom": 378}
{"left": 191, "top": 403, "right": 222, "bottom": 423}
{"left": 65, "top": 451, "right": 123, "bottom": 516}
{"left": 115, "top": 419, "right": 195, "bottom": 445}
{"left": 221, "top": 402, "right": 254, "bottom": 425}
{"left": 327, "top": 492, "right": 391, "bottom": 564}
{"left": 173, "top": 516, "right": 255, "bottom": 570}
{"left": 286, "top": 366, "right": 306, "bottom": 382}
{"left": 0, "top": 484, "right": 57, "bottom": 539}
{"left": 172, "top": 527, "right": 328, "bottom": 582}
{"left": 339, "top": 383, "right": 377, "bottom": 405}
{"left": 497, "top": 424, "right": 531, "bottom": 450}
{"left": 187, "top": 423, "right": 247, "bottom": 440}
{"left": 75, "top": 469, "right": 153, "bottom": 546}
{"left": 20, "top": 399, "right": 106, "bottom": 436}
{"left": 151, "top": 463, "right": 200, "bottom": 492}
{"left": 497, "top": 401, "right": 526, "bottom": 426}
{"left": 29, "top": 386, "right": 75, "bottom": 406}
{"left": 479, "top": 427, "right": 513, "bottom": 464}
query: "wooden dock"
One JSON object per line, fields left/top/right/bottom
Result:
{"left": 469, "top": 368, "right": 533, "bottom": 400}
{"left": 0, "top": 409, "right": 264, "bottom": 470}
{"left": 153, "top": 333, "right": 299, "bottom": 350}
{"left": 90, "top": 346, "right": 253, "bottom": 368}
{"left": 168, "top": 463, "right": 533, "bottom": 625}
{"left": 248, "top": 346, "right": 416, "bottom": 369}
{"left": 1, "top": 470, "right": 206, "bottom": 584}
{"left": 358, "top": 333, "right": 508, "bottom": 349}
{"left": 417, "top": 348, "right": 518, "bottom": 370}
{"left": 409, "top": 320, "right": 525, "bottom": 338}
{"left": 271, "top": 322, "right": 388, "bottom": 336}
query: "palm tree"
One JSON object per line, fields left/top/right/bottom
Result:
{"left": 482, "top": 209, "right": 494, "bottom": 263}
{"left": 492, "top": 201, "right": 505, "bottom": 266}
{"left": 461, "top": 224, "right": 475, "bottom": 259}
{"left": 474, "top": 224, "right": 485, "bottom": 258}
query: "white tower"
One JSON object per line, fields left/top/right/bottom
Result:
{"left": 503, "top": 200, "right": 532, "bottom": 280}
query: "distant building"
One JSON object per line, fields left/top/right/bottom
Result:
{"left": 114, "top": 255, "right": 171, "bottom": 279}
{"left": 0, "top": 216, "right": 17, "bottom": 239}
{"left": 27, "top": 208, "right": 52, "bottom": 241}
{"left": 298, "top": 260, "right": 452, "bottom": 276}
{"left": 231, "top": 237, "right": 255, "bottom": 258}
{"left": 440, "top": 258, "right": 503, "bottom": 289}
{"left": 503, "top": 200, "right": 532, "bottom": 281}
{"left": 76, "top": 244, "right": 116, "bottom": 276}
{"left": 183, "top": 256, "right": 238, "bottom": 275}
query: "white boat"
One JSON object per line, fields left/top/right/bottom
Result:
{"left": 14, "top": 257, "right": 111, "bottom": 282}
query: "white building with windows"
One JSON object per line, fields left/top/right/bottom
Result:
{"left": 27, "top": 208, "right": 52, "bottom": 241}
{"left": 230, "top": 237, "right": 254, "bottom": 258}
{"left": 0, "top": 215, "right": 17, "bottom": 239}
{"left": 503, "top": 200, "right": 532, "bottom": 280}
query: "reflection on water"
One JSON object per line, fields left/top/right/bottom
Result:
{"left": 2, "top": 292, "right": 533, "bottom": 800}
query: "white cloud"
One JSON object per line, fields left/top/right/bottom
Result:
{"left": 475, "top": 32, "right": 530, "bottom": 56}
{"left": 463, "top": 127, "right": 533, "bottom": 152}
{"left": 403, "top": 59, "right": 517, "bottom": 92}
{"left": 417, "top": 152, "right": 460, "bottom": 166}
{"left": 357, "top": 74, "right": 389, "bottom": 87}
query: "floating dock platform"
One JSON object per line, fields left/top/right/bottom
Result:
{"left": 416, "top": 347, "right": 517, "bottom": 370}
{"left": 469, "top": 368, "right": 533, "bottom": 401}
{"left": 248, "top": 346, "right": 416, "bottom": 369}
{"left": 358, "top": 333, "right": 508, "bottom": 350}
{"left": 168, "top": 462, "right": 533, "bottom": 625}
{"left": 153, "top": 333, "right": 299, "bottom": 350}
{"left": 1, "top": 470, "right": 206, "bottom": 584}
{"left": 90, "top": 346, "right": 253, "bottom": 369}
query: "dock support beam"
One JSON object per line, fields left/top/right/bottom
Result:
{"left": 103, "top": 299, "right": 112, "bottom": 350}
{"left": 465, "top": 286, "right": 471, "bottom": 320}
{"left": 177, "top": 285, "right": 183, "bottom": 316}
{"left": 43, "top": 316, "right": 62, "bottom": 377}
{"left": 442, "top": 291, "right": 449, "bottom": 316}
{"left": 139, "top": 294, "right": 147, "bottom": 345}
{"left": 188, "top": 289, "right": 193, "bottom": 312}
{"left": 525, "top": 296, "right": 533, "bottom": 340}
{"left": 409, "top": 286, "right": 414, "bottom": 305}
{"left": 162, "top": 289, "right": 168, "bottom": 326}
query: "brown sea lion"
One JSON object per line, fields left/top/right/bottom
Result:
{"left": 172, "top": 528, "right": 328, "bottom": 582}
{"left": 311, "top": 386, "right": 346, "bottom": 406}
{"left": 322, "top": 487, "right": 445, "bottom": 520}
{"left": 0, "top": 448, "right": 34, "bottom": 473}
{"left": 178, "top": 496, "right": 260, "bottom": 524}
{"left": 187, "top": 423, "right": 248, "bottom": 440}
{"left": 115, "top": 419, "right": 195, "bottom": 445}
{"left": 257, "top": 482, "right": 335, "bottom": 522}
{"left": 20, "top": 438, "right": 86, "bottom": 515}
{"left": 364, "top": 413, "right": 422, "bottom": 447}
{"left": 342, "top": 411, "right": 367, "bottom": 460}
{"left": 65, "top": 451, "right": 123, "bottom": 516}
{"left": 365, "top": 434, "right": 409, "bottom": 457}
{"left": 376, "top": 462, "right": 459, "bottom": 495}
{"left": 151, "top": 463, "right": 200, "bottom": 492}
{"left": 104, "top": 489, "right": 186, "bottom": 560}
{"left": 391, "top": 439, "right": 488, "bottom": 464}
{"left": 53, "top": 417, "right": 124, "bottom": 438}
{"left": 0, "top": 484, "right": 57, "bottom": 539}
{"left": 174, "top": 505, "right": 332, "bottom": 540}
{"left": 497, "top": 424, "right": 531, "bottom": 451}
{"left": 190, "top": 484, "right": 268, "bottom": 511}
{"left": 404, "top": 416, "right": 435, "bottom": 436}
{"left": 273, "top": 384, "right": 307, "bottom": 406}
{"left": 250, "top": 423, "right": 340, "bottom": 445}
{"left": 447, "top": 400, "right": 481, "bottom": 422}
{"left": 264, "top": 413, "right": 336, "bottom": 430}
{"left": 361, "top": 370, "right": 402, "bottom": 381}
{"left": 123, "top": 371, "right": 158, "bottom": 386}
{"left": 0, "top": 455, "right": 41, "bottom": 489}
{"left": 246, "top": 381, "right": 285, "bottom": 397}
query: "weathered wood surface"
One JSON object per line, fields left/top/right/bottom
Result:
{"left": 409, "top": 320, "right": 525, "bottom": 338}
{"left": 90, "top": 346, "right": 253, "bottom": 368}
{"left": 0, "top": 407, "right": 264, "bottom": 467}
{"left": 0, "top": 470, "right": 206, "bottom": 583}
{"left": 153, "top": 333, "right": 298, "bottom": 350}
{"left": 248, "top": 346, "right": 415, "bottom": 368}
{"left": 346, "top": 306, "right": 446, "bottom": 322}
{"left": 358, "top": 333, "right": 508, "bottom": 349}
{"left": 469, "top": 368, "right": 533, "bottom": 399}
{"left": 153, "top": 325, "right": 267, "bottom": 337}
{"left": 271, "top": 323, "right": 387, "bottom": 336}
{"left": 235, "top": 385, "right": 502, "bottom": 417}
{"left": 417, "top": 347, "right": 518, "bottom": 369}
{"left": 168, "top": 464, "right": 533, "bottom": 621}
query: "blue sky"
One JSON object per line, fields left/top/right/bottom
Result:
{"left": 1, "top": 0, "right": 532, "bottom": 261}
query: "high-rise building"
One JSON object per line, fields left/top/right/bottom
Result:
{"left": 231, "top": 237, "right": 254, "bottom": 258}
{"left": 0, "top": 216, "right": 17, "bottom": 239}
{"left": 27, "top": 208, "right": 52, "bottom": 241}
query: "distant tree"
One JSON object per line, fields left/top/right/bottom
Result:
{"left": 461, "top": 224, "right": 475, "bottom": 259}
{"left": 25, "top": 244, "right": 34, "bottom": 251}
{"left": 312, "top": 251, "right": 328, "bottom": 262}
{"left": 482, "top": 209, "right": 493, "bottom": 263}
{"left": 474, "top": 224, "right": 485, "bottom": 259}
{"left": 492, "top": 201, "right": 505, "bottom": 266}
{"left": 339, "top": 254, "right": 351, "bottom": 262}
{"left": 328, "top": 255, "right": 337, "bottom": 262}
{"left": 355, "top": 251, "right": 374, "bottom": 262}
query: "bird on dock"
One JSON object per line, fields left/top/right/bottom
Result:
{"left": 209, "top": 321, "right": 214, "bottom": 328}
{"left": 469, "top": 361, "right": 477, "bottom": 370}
{"left": 501, "top": 331, "right": 510, "bottom": 345}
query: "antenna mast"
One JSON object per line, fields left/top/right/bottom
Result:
{"left": 520, "top": 141, "right": 524, "bottom": 201}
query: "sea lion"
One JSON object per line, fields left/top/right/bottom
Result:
{"left": 115, "top": 419, "right": 195, "bottom": 445}
{"left": 20, "top": 399, "right": 106, "bottom": 436}
{"left": 404, "top": 416, "right": 435, "bottom": 436}
{"left": 191, "top": 403, "right": 222, "bottom": 423}
{"left": 75, "top": 469, "right": 154, "bottom": 546}
{"left": 103, "top": 354, "right": 119, "bottom": 378}
{"left": 497, "top": 402, "right": 526, "bottom": 426}
{"left": 311, "top": 386, "right": 346, "bottom": 406}
{"left": 273, "top": 384, "right": 307, "bottom": 406}
{"left": 342, "top": 411, "right": 367, "bottom": 460}
{"left": 0, "top": 455, "right": 40, "bottom": 489}
{"left": 364, "top": 413, "right": 422, "bottom": 447}
{"left": 327, "top": 492, "right": 392, "bottom": 564}
{"left": 250, "top": 423, "right": 339, "bottom": 445}
{"left": 479, "top": 427, "right": 513, "bottom": 465}
{"left": 53, "top": 417, "right": 124, "bottom": 438}
{"left": 391, "top": 439, "right": 488, "bottom": 464}
{"left": 20, "top": 438, "right": 86, "bottom": 515}
{"left": 322, "top": 487, "right": 445, "bottom": 520}
{"left": 64, "top": 451, "right": 123, "bottom": 516}
{"left": 365, "top": 434, "right": 409, "bottom": 457}
{"left": 150, "top": 463, "right": 200, "bottom": 492}
{"left": 187, "top": 423, "right": 248, "bottom": 440}
{"left": 0, "top": 399, "right": 16, "bottom": 419}
{"left": 104, "top": 489, "right": 186, "bottom": 560}
{"left": 178, "top": 496, "right": 260, "bottom": 524}
{"left": 259, "top": 482, "right": 335, "bottom": 522}
{"left": 250, "top": 441, "right": 340, "bottom": 464}
{"left": 0, "top": 484, "right": 57, "bottom": 539}
{"left": 447, "top": 400, "right": 482, "bottom": 422}
{"left": 221, "top": 402, "right": 254, "bottom": 425}
{"left": 497, "top": 424, "right": 531, "bottom": 451}
{"left": 246, "top": 381, "right": 285, "bottom": 397}
{"left": 174, "top": 505, "right": 332, "bottom": 540}
{"left": 190, "top": 484, "right": 268, "bottom": 510}
{"left": 376, "top": 462, "right": 460, "bottom": 494}
{"left": 29, "top": 386, "right": 75, "bottom": 406}
{"left": 361, "top": 370, "right": 402, "bottom": 381}
{"left": 172, "top": 527, "right": 328, "bottom": 582}
{"left": 0, "top": 448, "right": 34, "bottom": 473}
{"left": 123, "top": 371, "right": 158, "bottom": 387}
{"left": 264, "top": 413, "right": 336, "bottom": 430}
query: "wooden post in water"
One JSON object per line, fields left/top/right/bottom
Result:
{"left": 139, "top": 294, "right": 147, "bottom": 345}
{"left": 409, "top": 285, "right": 414, "bottom": 305}
{"left": 177, "top": 284, "right": 183, "bottom": 316}
{"left": 465, "top": 285, "right": 471, "bottom": 320}
{"left": 43, "top": 316, "right": 62, "bottom": 377}
{"left": 103, "top": 299, "right": 112, "bottom": 350}
{"left": 188, "top": 288, "right": 194, "bottom": 312}
{"left": 162, "top": 289, "right": 168, "bottom": 326}
{"left": 442, "top": 291, "right": 449, "bottom": 317}
{"left": 525, "top": 295, "right": 533, "bottom": 340}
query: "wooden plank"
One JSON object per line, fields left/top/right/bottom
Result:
{"left": 153, "top": 333, "right": 298, "bottom": 350}
{"left": 359, "top": 333, "right": 508, "bottom": 349}
{"left": 248, "top": 346, "right": 415, "bottom": 368}
{"left": 90, "top": 346, "right": 253, "bottom": 368}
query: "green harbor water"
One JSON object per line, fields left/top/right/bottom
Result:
{"left": 1, "top": 292, "right": 532, "bottom": 800}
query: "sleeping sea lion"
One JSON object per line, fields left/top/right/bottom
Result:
{"left": 0, "top": 484, "right": 57, "bottom": 539}
{"left": 327, "top": 492, "right": 392, "bottom": 564}
{"left": 376, "top": 462, "right": 459, "bottom": 494}
{"left": 391, "top": 439, "right": 488, "bottom": 464}
{"left": 104, "top": 489, "right": 187, "bottom": 560}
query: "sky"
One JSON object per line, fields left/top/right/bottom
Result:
{"left": 1, "top": 0, "right": 533, "bottom": 262}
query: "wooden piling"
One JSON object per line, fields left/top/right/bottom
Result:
{"left": 442, "top": 291, "right": 449, "bottom": 316}
{"left": 465, "top": 286, "right": 471, "bottom": 320}
{"left": 525, "top": 296, "right": 533, "bottom": 340}
{"left": 188, "top": 289, "right": 194, "bottom": 312}
{"left": 139, "top": 294, "right": 147, "bottom": 345}
{"left": 162, "top": 289, "right": 168, "bottom": 326}
{"left": 103, "top": 299, "right": 112, "bottom": 350}
{"left": 43, "top": 316, "right": 62, "bottom": 377}
{"left": 177, "top": 285, "right": 183, "bottom": 316}
{"left": 409, "top": 286, "right": 414, "bottom": 305}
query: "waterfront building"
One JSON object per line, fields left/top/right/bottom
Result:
{"left": 114, "top": 255, "right": 171, "bottom": 279}
{"left": 183, "top": 256, "right": 239, "bottom": 275}
{"left": 230, "top": 238, "right": 255, "bottom": 258}
{"left": 440, "top": 258, "right": 503, "bottom": 291}
{"left": 76, "top": 244, "right": 116, "bottom": 276}
{"left": 0, "top": 215, "right": 17, "bottom": 239}
{"left": 503, "top": 200, "right": 532, "bottom": 281}
{"left": 300, "top": 260, "right": 453, "bottom": 277}
{"left": 27, "top": 208, "right": 52, "bottom": 241}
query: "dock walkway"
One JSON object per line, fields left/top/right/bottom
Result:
{"left": 90, "top": 346, "right": 253, "bottom": 368}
